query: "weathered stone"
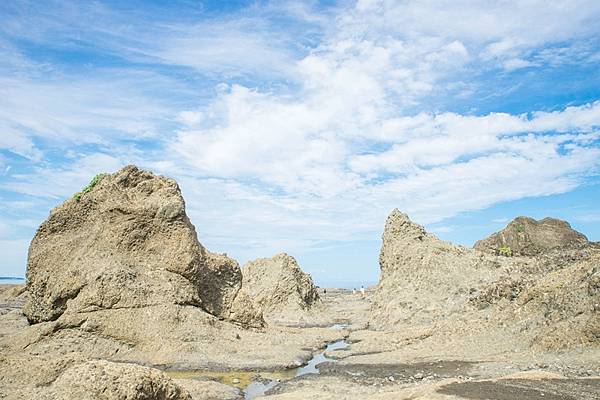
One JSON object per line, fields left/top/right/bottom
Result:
{"left": 370, "top": 209, "right": 600, "bottom": 351}
{"left": 43, "top": 360, "right": 191, "bottom": 400}
{"left": 370, "top": 209, "right": 509, "bottom": 329}
{"left": 474, "top": 216, "right": 589, "bottom": 256}
{"left": 239, "top": 253, "right": 320, "bottom": 322}
{"left": 173, "top": 379, "right": 242, "bottom": 400}
{"left": 23, "top": 165, "right": 261, "bottom": 327}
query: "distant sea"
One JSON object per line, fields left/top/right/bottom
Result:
{"left": 0, "top": 277, "right": 25, "bottom": 285}
{"left": 315, "top": 280, "right": 378, "bottom": 290}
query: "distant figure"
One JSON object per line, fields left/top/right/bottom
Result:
{"left": 352, "top": 288, "right": 356, "bottom": 295}
{"left": 323, "top": 288, "right": 327, "bottom": 294}
{"left": 360, "top": 285, "right": 365, "bottom": 298}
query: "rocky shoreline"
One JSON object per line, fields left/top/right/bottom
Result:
{"left": 0, "top": 165, "right": 598, "bottom": 399}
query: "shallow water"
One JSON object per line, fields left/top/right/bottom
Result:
{"left": 166, "top": 339, "right": 349, "bottom": 399}
{"left": 294, "top": 340, "right": 349, "bottom": 377}
{"left": 329, "top": 323, "right": 350, "bottom": 330}
{"left": 166, "top": 370, "right": 295, "bottom": 389}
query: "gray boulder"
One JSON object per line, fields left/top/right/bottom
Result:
{"left": 370, "top": 209, "right": 600, "bottom": 350}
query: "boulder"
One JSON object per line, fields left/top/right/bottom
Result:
{"left": 474, "top": 216, "right": 589, "bottom": 256}
{"left": 173, "top": 379, "right": 242, "bottom": 400}
{"left": 23, "top": 165, "right": 262, "bottom": 327}
{"left": 239, "top": 253, "right": 320, "bottom": 322}
{"left": 42, "top": 360, "right": 191, "bottom": 400}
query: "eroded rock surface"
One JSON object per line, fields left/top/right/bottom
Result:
{"left": 239, "top": 253, "right": 320, "bottom": 324}
{"left": 370, "top": 210, "right": 514, "bottom": 328}
{"left": 41, "top": 360, "right": 191, "bottom": 400}
{"left": 24, "top": 165, "right": 261, "bottom": 327}
{"left": 0, "top": 166, "right": 348, "bottom": 400}
{"left": 370, "top": 209, "right": 600, "bottom": 351}
{"left": 474, "top": 216, "right": 589, "bottom": 256}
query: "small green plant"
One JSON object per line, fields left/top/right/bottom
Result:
{"left": 73, "top": 173, "right": 107, "bottom": 202}
{"left": 498, "top": 246, "right": 513, "bottom": 257}
{"left": 516, "top": 224, "right": 525, "bottom": 233}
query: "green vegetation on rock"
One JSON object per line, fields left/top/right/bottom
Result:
{"left": 498, "top": 246, "right": 512, "bottom": 257}
{"left": 73, "top": 173, "right": 107, "bottom": 202}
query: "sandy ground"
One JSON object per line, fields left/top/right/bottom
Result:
{"left": 1, "top": 285, "right": 598, "bottom": 399}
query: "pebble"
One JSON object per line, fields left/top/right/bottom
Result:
{"left": 232, "top": 378, "right": 240, "bottom": 384}
{"left": 414, "top": 373, "right": 424, "bottom": 380}
{"left": 388, "top": 376, "right": 395, "bottom": 382}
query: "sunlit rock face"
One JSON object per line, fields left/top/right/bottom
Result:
{"left": 474, "top": 216, "right": 589, "bottom": 256}
{"left": 240, "top": 253, "right": 320, "bottom": 322}
{"left": 370, "top": 209, "right": 600, "bottom": 351}
{"left": 24, "top": 165, "right": 262, "bottom": 327}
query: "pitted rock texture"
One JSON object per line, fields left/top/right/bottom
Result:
{"left": 370, "top": 209, "right": 512, "bottom": 329}
{"left": 474, "top": 216, "right": 589, "bottom": 256}
{"left": 42, "top": 360, "right": 191, "bottom": 400}
{"left": 23, "top": 165, "right": 261, "bottom": 327}
{"left": 240, "top": 253, "right": 320, "bottom": 321}
{"left": 370, "top": 209, "right": 599, "bottom": 350}
{"left": 511, "top": 253, "right": 600, "bottom": 349}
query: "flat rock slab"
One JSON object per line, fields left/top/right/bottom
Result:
{"left": 318, "top": 360, "right": 477, "bottom": 382}
{"left": 269, "top": 360, "right": 478, "bottom": 395}
{"left": 437, "top": 378, "right": 600, "bottom": 400}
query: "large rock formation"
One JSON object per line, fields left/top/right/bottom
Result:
{"left": 24, "top": 165, "right": 261, "bottom": 327}
{"left": 511, "top": 254, "right": 600, "bottom": 349}
{"left": 474, "top": 216, "right": 589, "bottom": 256}
{"left": 370, "top": 210, "right": 512, "bottom": 328}
{"left": 370, "top": 209, "right": 600, "bottom": 350}
{"left": 239, "top": 253, "right": 320, "bottom": 323}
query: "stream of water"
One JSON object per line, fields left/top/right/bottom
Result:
{"left": 166, "top": 324, "right": 350, "bottom": 399}
{"left": 243, "top": 339, "right": 349, "bottom": 399}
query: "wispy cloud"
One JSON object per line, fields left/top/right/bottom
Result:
{"left": 1, "top": 0, "right": 600, "bottom": 276}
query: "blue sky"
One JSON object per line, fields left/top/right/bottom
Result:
{"left": 1, "top": 1, "right": 600, "bottom": 286}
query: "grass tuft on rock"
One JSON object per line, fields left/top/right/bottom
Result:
{"left": 74, "top": 173, "right": 107, "bottom": 202}
{"left": 498, "top": 246, "right": 513, "bottom": 257}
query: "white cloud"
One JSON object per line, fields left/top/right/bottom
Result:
{"left": 3, "top": 153, "right": 124, "bottom": 199}
{"left": 1, "top": 0, "right": 600, "bottom": 275}
{"left": 152, "top": 21, "right": 299, "bottom": 79}
{"left": 0, "top": 72, "right": 182, "bottom": 148}
{"left": 0, "top": 126, "right": 42, "bottom": 160}
{"left": 161, "top": 0, "right": 600, "bottom": 254}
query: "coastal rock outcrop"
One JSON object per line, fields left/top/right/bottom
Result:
{"left": 370, "top": 210, "right": 510, "bottom": 329}
{"left": 474, "top": 216, "right": 589, "bottom": 256}
{"left": 512, "top": 253, "right": 600, "bottom": 349}
{"left": 239, "top": 253, "right": 320, "bottom": 323}
{"left": 370, "top": 209, "right": 599, "bottom": 350}
{"left": 23, "top": 165, "right": 262, "bottom": 327}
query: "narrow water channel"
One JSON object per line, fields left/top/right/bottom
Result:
{"left": 166, "top": 324, "right": 350, "bottom": 399}
{"left": 244, "top": 339, "right": 349, "bottom": 399}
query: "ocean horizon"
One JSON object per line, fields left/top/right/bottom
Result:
{"left": 0, "top": 277, "right": 25, "bottom": 285}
